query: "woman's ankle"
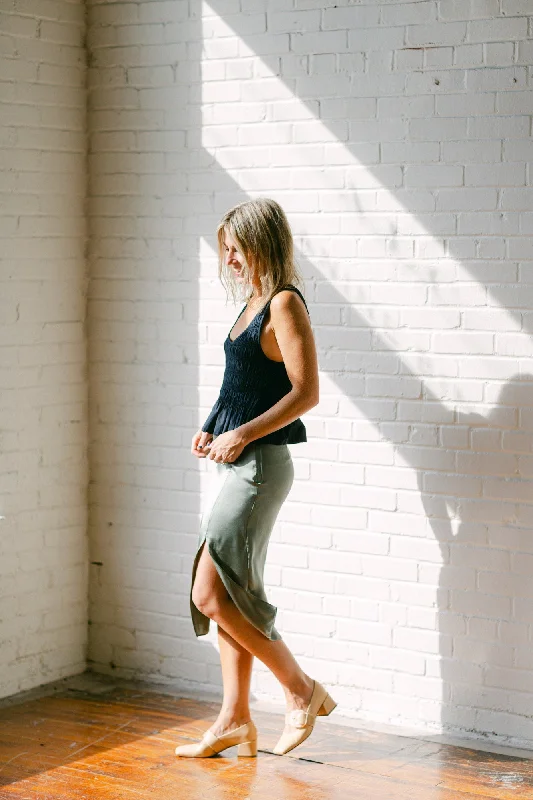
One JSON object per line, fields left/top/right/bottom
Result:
{"left": 283, "top": 674, "right": 314, "bottom": 707}
{"left": 292, "top": 671, "right": 314, "bottom": 693}
{"left": 210, "top": 718, "right": 252, "bottom": 736}
{"left": 213, "top": 709, "right": 252, "bottom": 729}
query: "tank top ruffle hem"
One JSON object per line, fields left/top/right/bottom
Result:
{"left": 202, "top": 284, "right": 310, "bottom": 451}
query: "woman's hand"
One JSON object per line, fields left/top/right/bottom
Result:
{"left": 205, "top": 430, "right": 247, "bottom": 464}
{"left": 191, "top": 429, "right": 213, "bottom": 458}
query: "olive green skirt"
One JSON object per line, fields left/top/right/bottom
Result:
{"left": 190, "top": 442, "right": 294, "bottom": 641}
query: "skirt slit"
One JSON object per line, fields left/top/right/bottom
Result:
{"left": 189, "top": 444, "right": 294, "bottom": 643}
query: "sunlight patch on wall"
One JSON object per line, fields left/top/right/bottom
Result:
{"left": 199, "top": 3, "right": 529, "bottom": 413}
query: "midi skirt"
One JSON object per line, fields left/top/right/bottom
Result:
{"left": 190, "top": 441, "right": 294, "bottom": 641}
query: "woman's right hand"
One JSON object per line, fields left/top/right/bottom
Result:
{"left": 191, "top": 429, "right": 213, "bottom": 458}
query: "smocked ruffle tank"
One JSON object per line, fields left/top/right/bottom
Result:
{"left": 202, "top": 284, "right": 310, "bottom": 449}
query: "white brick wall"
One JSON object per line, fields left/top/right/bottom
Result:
{"left": 0, "top": 0, "right": 88, "bottom": 696}
{"left": 85, "top": 0, "right": 533, "bottom": 749}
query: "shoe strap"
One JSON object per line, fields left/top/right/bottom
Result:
{"left": 199, "top": 731, "right": 218, "bottom": 755}
{"left": 207, "top": 721, "right": 256, "bottom": 743}
{"left": 285, "top": 708, "right": 315, "bottom": 728}
{"left": 202, "top": 730, "right": 221, "bottom": 753}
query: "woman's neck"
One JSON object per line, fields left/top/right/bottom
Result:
{"left": 247, "top": 286, "right": 263, "bottom": 306}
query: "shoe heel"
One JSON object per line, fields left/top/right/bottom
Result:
{"left": 318, "top": 693, "right": 337, "bottom": 716}
{"left": 237, "top": 739, "right": 257, "bottom": 757}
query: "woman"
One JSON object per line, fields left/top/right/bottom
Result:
{"left": 175, "top": 198, "right": 336, "bottom": 759}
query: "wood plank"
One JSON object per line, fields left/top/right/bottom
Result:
{"left": 0, "top": 687, "right": 530, "bottom": 800}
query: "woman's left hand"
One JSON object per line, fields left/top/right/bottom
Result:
{"left": 206, "top": 430, "right": 247, "bottom": 463}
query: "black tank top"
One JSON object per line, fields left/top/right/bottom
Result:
{"left": 201, "top": 284, "right": 310, "bottom": 450}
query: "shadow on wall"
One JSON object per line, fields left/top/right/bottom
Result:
{"left": 88, "top": 1, "right": 533, "bottom": 744}
{"left": 87, "top": 3, "right": 212, "bottom": 682}
{"left": 426, "top": 377, "right": 533, "bottom": 744}
{"left": 299, "top": 260, "right": 533, "bottom": 744}
{"left": 193, "top": 139, "right": 533, "bottom": 744}
{"left": 198, "top": 3, "right": 533, "bottom": 744}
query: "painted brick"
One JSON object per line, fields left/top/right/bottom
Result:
{"left": 0, "top": 0, "right": 88, "bottom": 699}
{"left": 2, "top": 0, "right": 526, "bottom": 752}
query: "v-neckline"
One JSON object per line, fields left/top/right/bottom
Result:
{"left": 227, "top": 303, "right": 265, "bottom": 344}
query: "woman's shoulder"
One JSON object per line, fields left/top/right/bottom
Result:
{"left": 269, "top": 284, "right": 310, "bottom": 317}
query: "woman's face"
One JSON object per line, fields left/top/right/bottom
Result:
{"left": 223, "top": 230, "right": 249, "bottom": 284}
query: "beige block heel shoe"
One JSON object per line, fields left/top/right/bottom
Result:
{"left": 175, "top": 720, "right": 258, "bottom": 758}
{"left": 273, "top": 679, "right": 337, "bottom": 756}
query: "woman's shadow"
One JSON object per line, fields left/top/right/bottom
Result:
{"left": 413, "top": 374, "right": 533, "bottom": 744}
{"left": 295, "top": 254, "right": 533, "bottom": 743}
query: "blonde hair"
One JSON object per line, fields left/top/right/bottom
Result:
{"left": 216, "top": 197, "right": 305, "bottom": 306}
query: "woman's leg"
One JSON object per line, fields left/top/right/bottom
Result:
{"left": 211, "top": 627, "right": 254, "bottom": 735}
{"left": 193, "top": 542, "right": 314, "bottom": 726}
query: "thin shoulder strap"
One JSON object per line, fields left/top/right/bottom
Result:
{"left": 254, "top": 283, "right": 310, "bottom": 324}
{"left": 227, "top": 303, "right": 247, "bottom": 340}
{"left": 272, "top": 284, "right": 310, "bottom": 316}
{"left": 251, "top": 284, "right": 310, "bottom": 346}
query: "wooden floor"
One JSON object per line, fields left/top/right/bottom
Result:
{"left": 0, "top": 678, "right": 532, "bottom": 799}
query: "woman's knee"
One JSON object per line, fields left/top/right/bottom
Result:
{"left": 192, "top": 556, "right": 228, "bottom": 618}
{"left": 192, "top": 582, "right": 222, "bottom": 618}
